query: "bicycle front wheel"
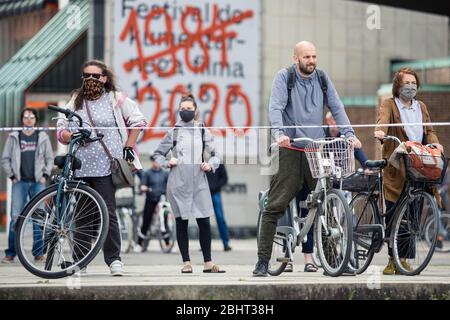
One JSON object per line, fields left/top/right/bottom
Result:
{"left": 349, "top": 193, "right": 378, "bottom": 274}
{"left": 15, "top": 183, "right": 109, "bottom": 279}
{"left": 392, "top": 190, "right": 439, "bottom": 275}
{"left": 315, "top": 188, "right": 353, "bottom": 277}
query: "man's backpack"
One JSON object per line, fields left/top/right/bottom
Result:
{"left": 286, "top": 65, "right": 328, "bottom": 107}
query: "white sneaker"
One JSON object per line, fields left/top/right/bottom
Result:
{"left": 109, "top": 260, "right": 124, "bottom": 276}
{"left": 133, "top": 244, "right": 144, "bottom": 253}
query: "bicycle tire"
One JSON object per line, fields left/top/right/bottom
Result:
{"left": 256, "top": 209, "right": 289, "bottom": 276}
{"left": 315, "top": 188, "right": 353, "bottom": 277}
{"left": 158, "top": 208, "right": 176, "bottom": 253}
{"left": 117, "top": 207, "right": 134, "bottom": 253}
{"left": 349, "top": 193, "right": 377, "bottom": 274}
{"left": 424, "top": 213, "right": 450, "bottom": 253}
{"left": 15, "top": 183, "right": 109, "bottom": 279}
{"left": 392, "top": 190, "right": 439, "bottom": 275}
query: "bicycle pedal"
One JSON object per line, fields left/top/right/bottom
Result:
{"left": 276, "top": 257, "right": 291, "bottom": 263}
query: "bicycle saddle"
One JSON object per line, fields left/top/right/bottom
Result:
{"left": 364, "top": 159, "right": 387, "bottom": 169}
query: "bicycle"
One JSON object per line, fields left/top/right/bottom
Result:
{"left": 116, "top": 187, "right": 136, "bottom": 253}
{"left": 424, "top": 211, "right": 450, "bottom": 253}
{"left": 349, "top": 135, "right": 447, "bottom": 275}
{"left": 15, "top": 106, "right": 109, "bottom": 279}
{"left": 138, "top": 194, "right": 176, "bottom": 253}
{"left": 257, "top": 136, "right": 355, "bottom": 277}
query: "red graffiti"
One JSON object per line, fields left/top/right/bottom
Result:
{"left": 119, "top": 3, "right": 255, "bottom": 143}
{"left": 119, "top": 4, "right": 254, "bottom": 80}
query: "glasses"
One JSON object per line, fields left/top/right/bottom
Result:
{"left": 23, "top": 116, "right": 36, "bottom": 120}
{"left": 82, "top": 73, "right": 103, "bottom": 79}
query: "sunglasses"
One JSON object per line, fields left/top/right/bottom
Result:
{"left": 82, "top": 72, "right": 103, "bottom": 79}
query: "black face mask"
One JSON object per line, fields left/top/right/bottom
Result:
{"left": 179, "top": 110, "right": 195, "bottom": 122}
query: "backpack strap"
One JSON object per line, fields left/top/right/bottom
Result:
{"left": 286, "top": 65, "right": 296, "bottom": 107}
{"left": 200, "top": 123, "right": 206, "bottom": 163}
{"left": 172, "top": 125, "right": 182, "bottom": 159}
{"left": 316, "top": 69, "right": 328, "bottom": 105}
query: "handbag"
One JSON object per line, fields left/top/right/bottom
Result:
{"left": 405, "top": 141, "right": 445, "bottom": 181}
{"left": 84, "top": 102, "right": 134, "bottom": 189}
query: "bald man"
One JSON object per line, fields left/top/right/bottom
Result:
{"left": 253, "top": 41, "right": 360, "bottom": 277}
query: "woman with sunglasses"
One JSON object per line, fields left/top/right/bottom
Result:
{"left": 56, "top": 60, "right": 147, "bottom": 276}
{"left": 1, "top": 108, "right": 54, "bottom": 264}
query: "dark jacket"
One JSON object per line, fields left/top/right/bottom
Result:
{"left": 141, "top": 168, "right": 169, "bottom": 202}
{"left": 206, "top": 164, "right": 228, "bottom": 194}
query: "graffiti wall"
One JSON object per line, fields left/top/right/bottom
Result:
{"left": 113, "top": 0, "right": 261, "bottom": 155}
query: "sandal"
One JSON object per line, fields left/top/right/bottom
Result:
{"left": 181, "top": 264, "right": 193, "bottom": 274}
{"left": 284, "top": 262, "right": 293, "bottom": 272}
{"left": 203, "top": 264, "right": 226, "bottom": 273}
{"left": 304, "top": 263, "right": 318, "bottom": 272}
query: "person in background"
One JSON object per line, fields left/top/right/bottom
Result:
{"left": 153, "top": 94, "right": 225, "bottom": 274}
{"left": 1, "top": 108, "right": 53, "bottom": 264}
{"left": 325, "top": 111, "right": 369, "bottom": 168}
{"left": 135, "top": 155, "right": 169, "bottom": 252}
{"left": 206, "top": 164, "right": 232, "bottom": 252}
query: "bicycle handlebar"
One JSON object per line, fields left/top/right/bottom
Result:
{"left": 48, "top": 105, "right": 83, "bottom": 127}
{"left": 378, "top": 135, "right": 401, "bottom": 145}
{"left": 270, "top": 136, "right": 352, "bottom": 151}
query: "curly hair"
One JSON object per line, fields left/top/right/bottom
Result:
{"left": 72, "top": 60, "right": 117, "bottom": 110}
{"left": 392, "top": 67, "right": 420, "bottom": 98}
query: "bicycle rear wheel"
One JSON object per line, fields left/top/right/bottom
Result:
{"left": 392, "top": 190, "right": 439, "bottom": 275}
{"left": 15, "top": 183, "right": 109, "bottom": 279}
{"left": 425, "top": 213, "right": 450, "bottom": 253}
{"left": 349, "top": 193, "right": 378, "bottom": 274}
{"left": 158, "top": 208, "right": 176, "bottom": 253}
{"left": 315, "top": 188, "right": 353, "bottom": 277}
{"left": 117, "top": 207, "right": 134, "bottom": 253}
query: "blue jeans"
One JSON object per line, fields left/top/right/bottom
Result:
{"left": 211, "top": 192, "right": 230, "bottom": 248}
{"left": 5, "top": 181, "right": 45, "bottom": 258}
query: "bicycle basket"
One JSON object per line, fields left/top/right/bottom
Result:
{"left": 340, "top": 171, "right": 379, "bottom": 192}
{"left": 304, "top": 138, "right": 355, "bottom": 179}
{"left": 404, "top": 153, "right": 448, "bottom": 184}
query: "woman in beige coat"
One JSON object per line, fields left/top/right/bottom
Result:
{"left": 375, "top": 67, "right": 443, "bottom": 275}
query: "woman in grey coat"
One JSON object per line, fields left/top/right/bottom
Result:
{"left": 153, "top": 94, "right": 225, "bottom": 274}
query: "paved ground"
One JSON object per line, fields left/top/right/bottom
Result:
{"left": 0, "top": 233, "right": 449, "bottom": 300}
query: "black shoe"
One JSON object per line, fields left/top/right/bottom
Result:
{"left": 252, "top": 260, "right": 269, "bottom": 277}
{"left": 323, "top": 266, "right": 356, "bottom": 276}
{"left": 224, "top": 245, "right": 232, "bottom": 252}
{"left": 341, "top": 266, "right": 356, "bottom": 276}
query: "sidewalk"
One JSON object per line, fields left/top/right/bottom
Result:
{"left": 0, "top": 236, "right": 449, "bottom": 300}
